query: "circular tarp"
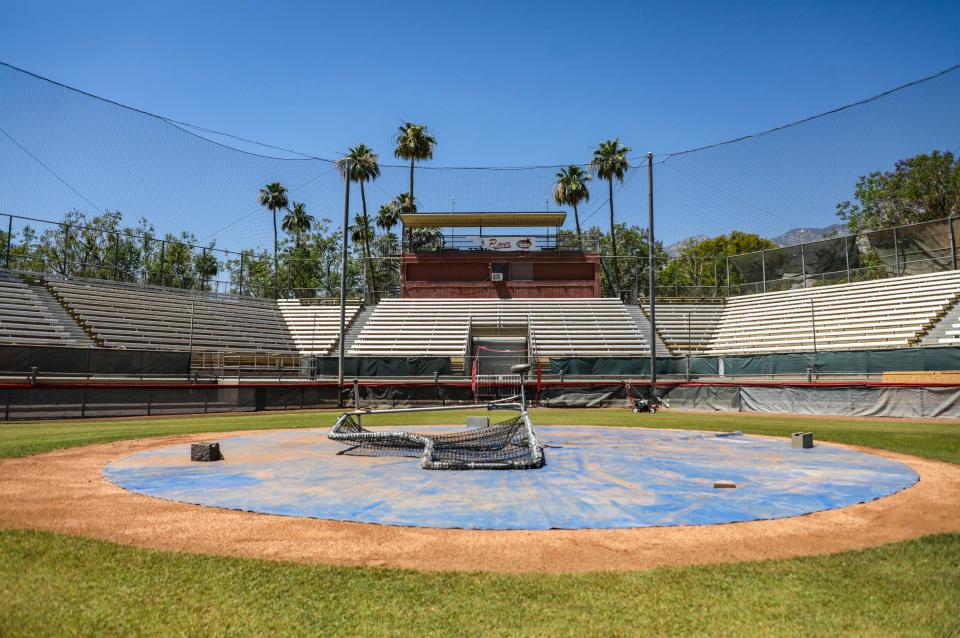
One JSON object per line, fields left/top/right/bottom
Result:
{"left": 104, "top": 426, "right": 917, "bottom": 530}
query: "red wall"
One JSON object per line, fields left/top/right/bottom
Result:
{"left": 401, "top": 252, "right": 601, "bottom": 298}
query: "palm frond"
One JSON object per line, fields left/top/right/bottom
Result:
{"left": 589, "top": 139, "right": 632, "bottom": 182}
{"left": 394, "top": 122, "right": 437, "bottom": 161}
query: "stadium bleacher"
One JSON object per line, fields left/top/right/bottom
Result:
{"left": 348, "top": 298, "right": 651, "bottom": 359}
{"left": 704, "top": 270, "right": 960, "bottom": 354}
{"left": 641, "top": 301, "right": 724, "bottom": 355}
{"left": 0, "top": 272, "right": 83, "bottom": 346}
{"left": 277, "top": 298, "right": 362, "bottom": 355}
{"left": 3, "top": 269, "right": 957, "bottom": 361}
{"left": 45, "top": 276, "right": 298, "bottom": 353}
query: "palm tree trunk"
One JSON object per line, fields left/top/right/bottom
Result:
{"left": 272, "top": 209, "right": 279, "bottom": 298}
{"left": 573, "top": 203, "right": 583, "bottom": 248}
{"left": 406, "top": 158, "right": 415, "bottom": 247}
{"left": 360, "top": 182, "right": 378, "bottom": 302}
{"left": 409, "top": 158, "right": 415, "bottom": 203}
{"left": 293, "top": 231, "right": 301, "bottom": 291}
{"left": 325, "top": 253, "right": 332, "bottom": 296}
{"left": 607, "top": 178, "right": 621, "bottom": 296}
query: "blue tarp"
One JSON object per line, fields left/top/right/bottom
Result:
{"left": 105, "top": 426, "right": 917, "bottom": 531}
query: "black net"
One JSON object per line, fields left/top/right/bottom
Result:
{"left": 1, "top": 60, "right": 958, "bottom": 306}
{"left": 866, "top": 218, "right": 958, "bottom": 277}
{"left": 329, "top": 412, "right": 544, "bottom": 470}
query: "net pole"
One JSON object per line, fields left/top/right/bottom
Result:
{"left": 338, "top": 160, "right": 351, "bottom": 403}
{"left": 647, "top": 151, "right": 657, "bottom": 388}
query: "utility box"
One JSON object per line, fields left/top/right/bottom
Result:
{"left": 792, "top": 432, "right": 814, "bottom": 449}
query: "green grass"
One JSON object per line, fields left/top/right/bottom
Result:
{"left": 2, "top": 407, "right": 959, "bottom": 463}
{"left": 1, "top": 530, "right": 958, "bottom": 637}
{"left": 2, "top": 408, "right": 960, "bottom": 636}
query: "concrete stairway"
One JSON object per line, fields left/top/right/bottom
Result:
{"left": 332, "top": 304, "right": 377, "bottom": 356}
{"left": 921, "top": 294, "right": 960, "bottom": 345}
{"left": 627, "top": 305, "right": 672, "bottom": 356}
{"left": 25, "top": 277, "right": 98, "bottom": 346}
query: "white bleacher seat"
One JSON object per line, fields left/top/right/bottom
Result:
{"left": 277, "top": 298, "right": 361, "bottom": 356}
{"left": 705, "top": 270, "right": 960, "bottom": 355}
{"left": 642, "top": 302, "right": 724, "bottom": 354}
{"left": 0, "top": 273, "right": 80, "bottom": 347}
{"left": 47, "top": 277, "right": 299, "bottom": 353}
{"left": 348, "top": 298, "right": 648, "bottom": 358}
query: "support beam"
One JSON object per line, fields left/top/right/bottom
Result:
{"left": 338, "top": 160, "right": 352, "bottom": 402}
{"left": 647, "top": 152, "right": 657, "bottom": 387}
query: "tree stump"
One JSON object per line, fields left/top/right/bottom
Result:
{"left": 191, "top": 442, "right": 223, "bottom": 462}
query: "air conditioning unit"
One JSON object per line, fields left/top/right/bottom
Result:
{"left": 490, "top": 272, "right": 504, "bottom": 282}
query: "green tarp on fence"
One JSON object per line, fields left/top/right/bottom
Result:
{"left": 0, "top": 345, "right": 190, "bottom": 376}
{"left": 550, "top": 346, "right": 960, "bottom": 377}
{"left": 311, "top": 356, "right": 453, "bottom": 377}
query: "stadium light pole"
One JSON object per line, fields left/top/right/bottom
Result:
{"left": 338, "top": 160, "right": 352, "bottom": 403}
{"left": 647, "top": 151, "right": 657, "bottom": 389}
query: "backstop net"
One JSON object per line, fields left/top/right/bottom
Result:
{"left": 2, "top": 61, "right": 960, "bottom": 303}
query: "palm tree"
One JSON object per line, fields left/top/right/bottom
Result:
{"left": 553, "top": 165, "right": 591, "bottom": 247}
{"left": 378, "top": 193, "right": 417, "bottom": 250}
{"left": 394, "top": 192, "right": 416, "bottom": 213}
{"left": 257, "top": 182, "right": 289, "bottom": 295}
{"left": 376, "top": 201, "right": 400, "bottom": 234}
{"left": 281, "top": 201, "right": 314, "bottom": 250}
{"left": 393, "top": 122, "right": 437, "bottom": 210}
{"left": 281, "top": 202, "right": 314, "bottom": 291}
{"left": 338, "top": 145, "right": 381, "bottom": 300}
{"left": 349, "top": 212, "right": 377, "bottom": 300}
{"left": 590, "top": 140, "right": 631, "bottom": 296}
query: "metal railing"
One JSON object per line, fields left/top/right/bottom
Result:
{"left": 402, "top": 234, "right": 601, "bottom": 254}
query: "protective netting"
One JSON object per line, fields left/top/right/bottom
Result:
{"left": 1, "top": 61, "right": 959, "bottom": 301}
{"left": 329, "top": 411, "right": 544, "bottom": 470}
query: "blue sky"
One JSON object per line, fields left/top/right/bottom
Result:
{"left": 1, "top": 0, "right": 959, "bottom": 249}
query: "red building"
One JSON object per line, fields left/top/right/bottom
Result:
{"left": 399, "top": 212, "right": 601, "bottom": 299}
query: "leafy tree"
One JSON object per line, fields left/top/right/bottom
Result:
{"left": 138, "top": 230, "right": 218, "bottom": 290}
{"left": 553, "top": 165, "right": 591, "bottom": 245}
{"left": 393, "top": 122, "right": 436, "bottom": 210}
{"left": 661, "top": 231, "right": 777, "bottom": 295}
{"left": 309, "top": 220, "right": 341, "bottom": 296}
{"left": 233, "top": 249, "right": 274, "bottom": 298}
{"left": 409, "top": 227, "right": 443, "bottom": 252}
{"left": 193, "top": 248, "right": 220, "bottom": 290}
{"left": 590, "top": 139, "right": 632, "bottom": 296}
{"left": 257, "top": 182, "right": 289, "bottom": 296}
{"left": 837, "top": 150, "right": 960, "bottom": 234}
{"left": 582, "top": 224, "right": 667, "bottom": 298}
